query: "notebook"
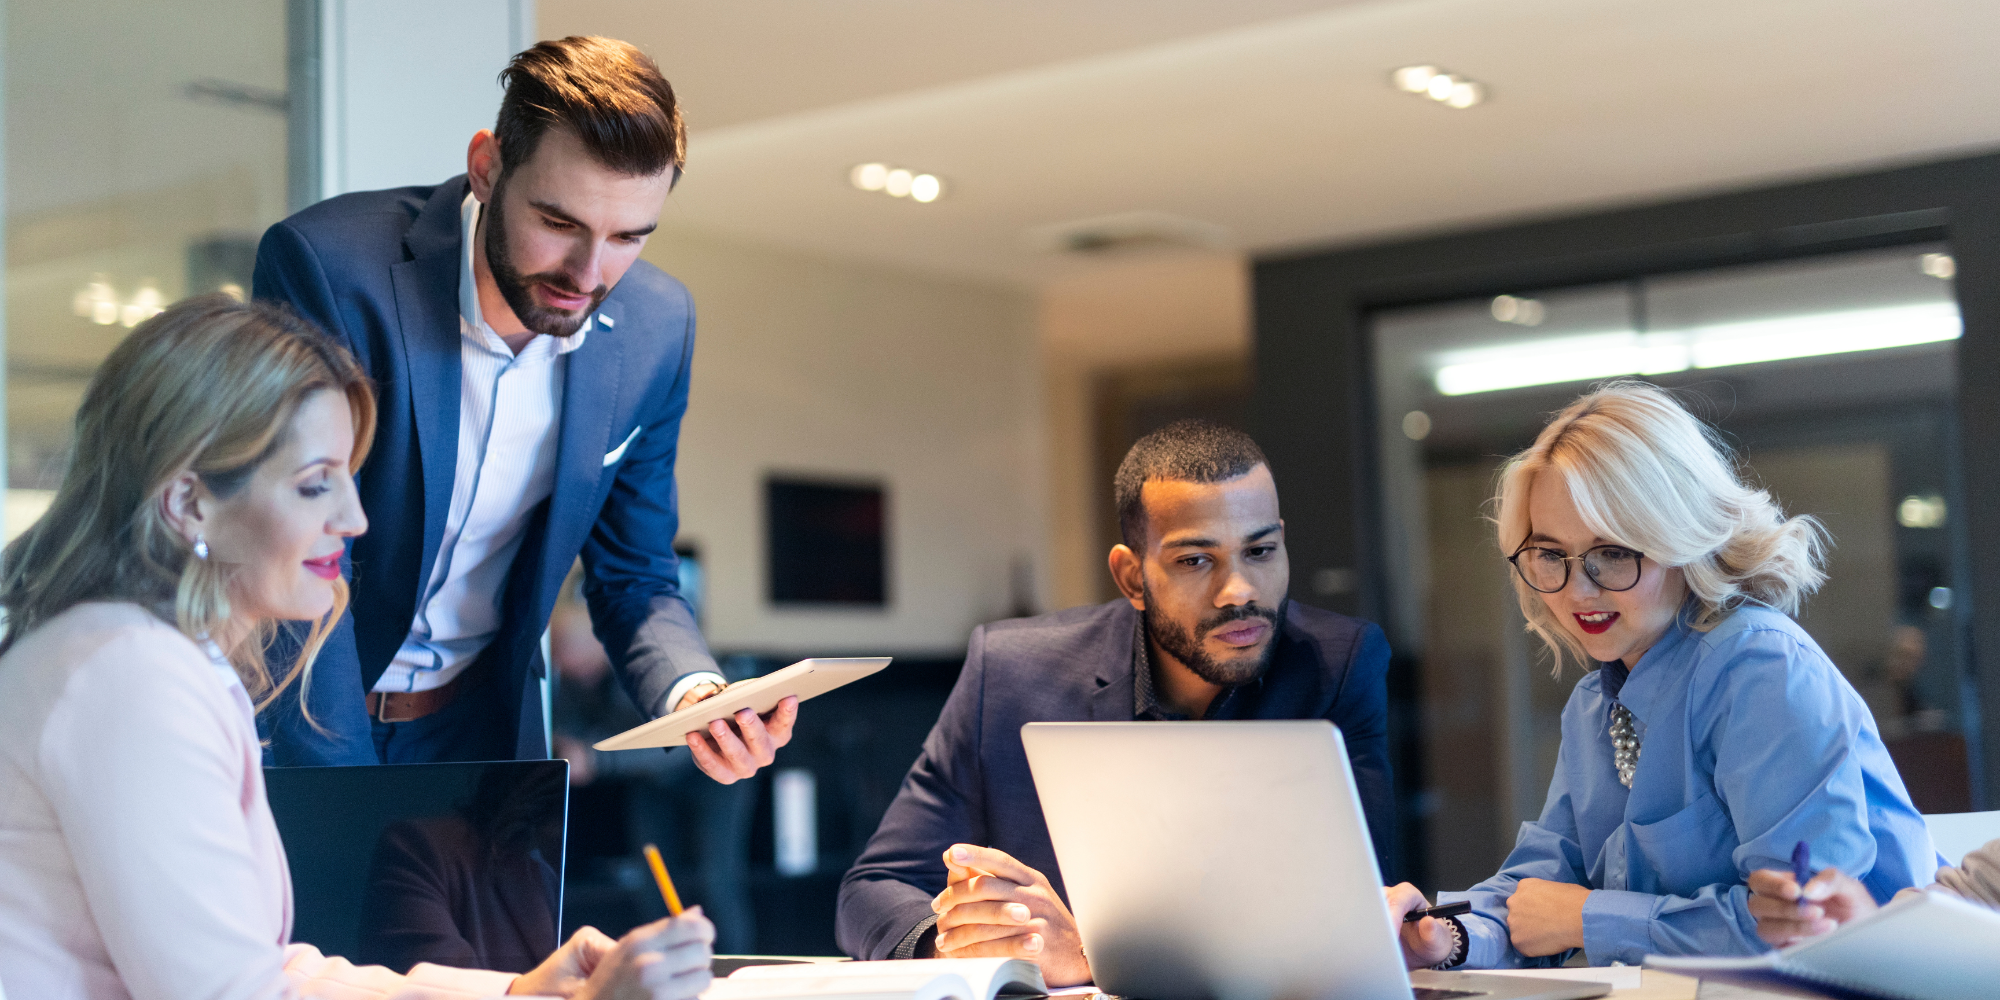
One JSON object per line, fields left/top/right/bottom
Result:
{"left": 700, "top": 958, "right": 1045, "bottom": 1000}
{"left": 1645, "top": 890, "right": 2000, "bottom": 1000}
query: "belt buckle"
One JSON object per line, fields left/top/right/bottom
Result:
{"left": 371, "top": 692, "right": 419, "bottom": 724}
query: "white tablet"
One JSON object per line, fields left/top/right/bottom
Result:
{"left": 592, "top": 657, "right": 892, "bottom": 751}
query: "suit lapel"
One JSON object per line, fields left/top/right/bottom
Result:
{"left": 388, "top": 180, "right": 471, "bottom": 578}
{"left": 540, "top": 298, "right": 629, "bottom": 594}
{"left": 1089, "top": 607, "right": 1139, "bottom": 720}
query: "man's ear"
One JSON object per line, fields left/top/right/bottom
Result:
{"left": 159, "top": 472, "right": 209, "bottom": 546}
{"left": 467, "top": 130, "right": 501, "bottom": 203}
{"left": 1108, "top": 545, "right": 1146, "bottom": 609}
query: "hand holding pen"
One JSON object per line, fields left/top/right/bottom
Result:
{"left": 1746, "top": 843, "right": 1882, "bottom": 948}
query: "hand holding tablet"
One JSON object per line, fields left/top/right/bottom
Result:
{"left": 594, "top": 657, "right": 893, "bottom": 752}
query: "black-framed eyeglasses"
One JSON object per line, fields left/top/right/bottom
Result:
{"left": 1508, "top": 544, "right": 1646, "bottom": 594}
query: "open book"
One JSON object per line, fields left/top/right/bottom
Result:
{"left": 701, "top": 958, "right": 1047, "bottom": 1000}
{"left": 1644, "top": 890, "right": 2000, "bottom": 1000}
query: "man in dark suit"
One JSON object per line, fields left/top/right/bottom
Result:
{"left": 836, "top": 420, "right": 1393, "bottom": 986}
{"left": 253, "top": 36, "right": 791, "bottom": 778}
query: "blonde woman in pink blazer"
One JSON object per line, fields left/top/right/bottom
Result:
{"left": 0, "top": 296, "right": 713, "bottom": 1000}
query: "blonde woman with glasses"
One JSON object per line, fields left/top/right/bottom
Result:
{"left": 0, "top": 296, "right": 713, "bottom": 1000}
{"left": 1384, "top": 381, "right": 1935, "bottom": 970}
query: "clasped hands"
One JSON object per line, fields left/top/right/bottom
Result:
{"left": 1383, "top": 878, "right": 1589, "bottom": 969}
{"left": 926, "top": 844, "right": 1091, "bottom": 988}
{"left": 509, "top": 908, "right": 713, "bottom": 999}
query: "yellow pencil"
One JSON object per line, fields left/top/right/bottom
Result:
{"left": 642, "top": 843, "right": 684, "bottom": 916}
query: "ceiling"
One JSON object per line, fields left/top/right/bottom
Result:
{"left": 543, "top": 0, "right": 2000, "bottom": 289}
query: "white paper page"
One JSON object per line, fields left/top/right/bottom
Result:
{"left": 729, "top": 958, "right": 1041, "bottom": 1000}
{"left": 705, "top": 972, "right": 972, "bottom": 1000}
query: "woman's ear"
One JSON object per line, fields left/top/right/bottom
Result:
{"left": 160, "top": 472, "right": 209, "bottom": 545}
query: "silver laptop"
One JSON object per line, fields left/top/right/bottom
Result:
{"left": 1020, "top": 721, "right": 1610, "bottom": 1000}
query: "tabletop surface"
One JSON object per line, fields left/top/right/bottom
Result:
{"left": 1618, "top": 970, "right": 1699, "bottom": 999}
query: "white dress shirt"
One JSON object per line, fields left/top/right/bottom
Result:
{"left": 0, "top": 602, "right": 541, "bottom": 1000}
{"left": 375, "top": 193, "right": 721, "bottom": 712}
{"left": 374, "top": 192, "right": 586, "bottom": 695}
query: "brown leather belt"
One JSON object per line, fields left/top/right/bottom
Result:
{"left": 367, "top": 671, "right": 469, "bottom": 724}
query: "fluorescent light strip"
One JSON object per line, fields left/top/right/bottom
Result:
{"left": 1431, "top": 302, "right": 1960, "bottom": 396}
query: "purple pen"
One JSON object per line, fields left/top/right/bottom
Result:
{"left": 1792, "top": 840, "right": 1813, "bottom": 911}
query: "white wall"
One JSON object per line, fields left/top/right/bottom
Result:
{"left": 644, "top": 223, "right": 1046, "bottom": 656}
{"left": 316, "top": 0, "right": 534, "bottom": 199}
{"left": 1038, "top": 252, "right": 1249, "bottom": 609}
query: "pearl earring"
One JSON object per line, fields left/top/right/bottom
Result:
{"left": 193, "top": 535, "right": 210, "bottom": 561}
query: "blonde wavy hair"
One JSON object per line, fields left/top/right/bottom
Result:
{"left": 1494, "top": 381, "right": 1827, "bottom": 673}
{"left": 0, "top": 294, "right": 376, "bottom": 718}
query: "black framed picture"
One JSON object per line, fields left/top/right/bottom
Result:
{"left": 765, "top": 477, "right": 887, "bottom": 606}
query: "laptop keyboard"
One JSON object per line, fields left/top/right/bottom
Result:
{"left": 1412, "top": 989, "right": 1485, "bottom": 1000}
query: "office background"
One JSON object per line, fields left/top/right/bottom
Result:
{"left": 8, "top": 0, "right": 2000, "bottom": 955}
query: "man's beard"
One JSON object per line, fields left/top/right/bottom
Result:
{"left": 483, "top": 183, "right": 608, "bottom": 338}
{"left": 1142, "top": 584, "right": 1286, "bottom": 687}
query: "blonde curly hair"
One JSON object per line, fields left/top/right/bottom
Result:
{"left": 1493, "top": 381, "right": 1828, "bottom": 673}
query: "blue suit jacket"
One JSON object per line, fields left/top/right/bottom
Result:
{"left": 252, "top": 176, "right": 715, "bottom": 765}
{"left": 835, "top": 598, "right": 1394, "bottom": 960}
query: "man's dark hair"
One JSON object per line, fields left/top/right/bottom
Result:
{"left": 1114, "top": 419, "right": 1270, "bottom": 550}
{"left": 494, "top": 36, "right": 685, "bottom": 179}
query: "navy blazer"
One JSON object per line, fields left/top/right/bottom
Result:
{"left": 252, "top": 176, "right": 715, "bottom": 765}
{"left": 835, "top": 598, "right": 1394, "bottom": 961}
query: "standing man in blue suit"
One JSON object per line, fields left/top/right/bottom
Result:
{"left": 253, "top": 36, "right": 793, "bottom": 779}
{"left": 837, "top": 420, "right": 1394, "bottom": 987}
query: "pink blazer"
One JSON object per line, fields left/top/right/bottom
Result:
{"left": 0, "top": 602, "right": 544, "bottom": 1000}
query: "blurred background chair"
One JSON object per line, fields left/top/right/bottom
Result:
{"left": 1923, "top": 811, "right": 2000, "bottom": 867}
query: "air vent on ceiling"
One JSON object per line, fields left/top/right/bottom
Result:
{"left": 1026, "top": 210, "right": 1231, "bottom": 256}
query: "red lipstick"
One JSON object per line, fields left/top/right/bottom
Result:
{"left": 303, "top": 554, "right": 342, "bottom": 581}
{"left": 1574, "top": 611, "right": 1619, "bottom": 635}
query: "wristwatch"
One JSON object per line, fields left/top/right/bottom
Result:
{"left": 1429, "top": 916, "right": 1469, "bottom": 970}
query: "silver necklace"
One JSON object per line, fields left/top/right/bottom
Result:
{"left": 1610, "top": 705, "right": 1641, "bottom": 788}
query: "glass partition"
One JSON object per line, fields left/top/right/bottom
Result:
{"left": 5, "top": 0, "right": 288, "bottom": 535}
{"left": 1372, "top": 244, "right": 1970, "bottom": 886}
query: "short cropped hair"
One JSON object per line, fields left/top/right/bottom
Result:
{"left": 495, "top": 36, "right": 685, "bottom": 179}
{"left": 1114, "top": 419, "right": 1270, "bottom": 551}
{"left": 1494, "top": 381, "right": 1828, "bottom": 673}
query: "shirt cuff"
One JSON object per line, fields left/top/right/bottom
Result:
{"left": 1581, "top": 889, "right": 1655, "bottom": 965}
{"left": 1455, "top": 908, "right": 1512, "bottom": 970}
{"left": 662, "top": 671, "right": 727, "bottom": 716}
{"left": 893, "top": 913, "right": 942, "bottom": 960}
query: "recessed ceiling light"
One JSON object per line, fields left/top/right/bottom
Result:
{"left": 1491, "top": 295, "right": 1544, "bottom": 326}
{"left": 1392, "top": 64, "right": 1487, "bottom": 110}
{"left": 850, "top": 162, "right": 889, "bottom": 191}
{"left": 1391, "top": 65, "right": 1438, "bottom": 93}
{"left": 852, "top": 162, "right": 945, "bottom": 203}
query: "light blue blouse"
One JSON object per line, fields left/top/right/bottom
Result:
{"left": 1441, "top": 602, "right": 1937, "bottom": 967}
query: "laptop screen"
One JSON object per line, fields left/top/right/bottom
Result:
{"left": 264, "top": 760, "right": 568, "bottom": 975}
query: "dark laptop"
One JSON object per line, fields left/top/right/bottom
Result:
{"left": 264, "top": 759, "right": 568, "bottom": 975}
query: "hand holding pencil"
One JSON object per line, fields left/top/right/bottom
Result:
{"left": 510, "top": 844, "right": 713, "bottom": 1000}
